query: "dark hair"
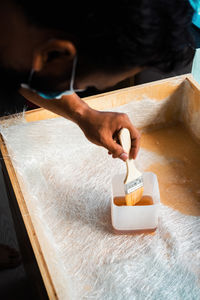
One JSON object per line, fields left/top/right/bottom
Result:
{"left": 16, "top": 0, "right": 194, "bottom": 73}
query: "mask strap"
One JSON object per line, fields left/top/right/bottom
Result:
{"left": 21, "top": 69, "right": 35, "bottom": 90}
{"left": 28, "top": 69, "right": 34, "bottom": 86}
{"left": 70, "top": 55, "right": 78, "bottom": 91}
{"left": 21, "top": 55, "right": 84, "bottom": 99}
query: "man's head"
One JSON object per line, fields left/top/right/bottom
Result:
{"left": 0, "top": 0, "right": 194, "bottom": 95}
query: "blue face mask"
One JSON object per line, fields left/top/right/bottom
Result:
{"left": 21, "top": 55, "right": 85, "bottom": 100}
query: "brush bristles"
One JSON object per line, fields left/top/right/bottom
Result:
{"left": 125, "top": 187, "right": 144, "bottom": 206}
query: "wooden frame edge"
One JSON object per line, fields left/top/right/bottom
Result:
{"left": 0, "top": 134, "right": 58, "bottom": 300}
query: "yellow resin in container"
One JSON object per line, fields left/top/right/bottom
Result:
{"left": 111, "top": 172, "right": 160, "bottom": 233}
{"left": 114, "top": 195, "right": 154, "bottom": 206}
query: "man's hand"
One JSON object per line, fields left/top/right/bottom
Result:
{"left": 76, "top": 108, "right": 140, "bottom": 161}
{"left": 19, "top": 88, "right": 140, "bottom": 161}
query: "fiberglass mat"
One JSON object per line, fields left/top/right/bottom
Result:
{"left": 1, "top": 116, "right": 200, "bottom": 300}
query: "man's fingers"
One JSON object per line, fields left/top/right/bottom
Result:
{"left": 126, "top": 125, "right": 141, "bottom": 159}
{"left": 107, "top": 128, "right": 140, "bottom": 160}
{"left": 105, "top": 138, "right": 128, "bottom": 161}
{"left": 118, "top": 152, "right": 128, "bottom": 160}
{"left": 130, "top": 138, "right": 140, "bottom": 159}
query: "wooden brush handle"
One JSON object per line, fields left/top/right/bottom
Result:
{"left": 119, "top": 128, "right": 141, "bottom": 184}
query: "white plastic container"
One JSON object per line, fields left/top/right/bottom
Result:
{"left": 111, "top": 172, "right": 160, "bottom": 233}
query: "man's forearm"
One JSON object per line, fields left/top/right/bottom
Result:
{"left": 19, "top": 86, "right": 140, "bottom": 160}
{"left": 19, "top": 87, "right": 92, "bottom": 124}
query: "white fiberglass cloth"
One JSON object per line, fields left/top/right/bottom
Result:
{"left": 1, "top": 114, "right": 200, "bottom": 300}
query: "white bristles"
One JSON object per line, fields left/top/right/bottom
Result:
{"left": 125, "top": 186, "right": 144, "bottom": 206}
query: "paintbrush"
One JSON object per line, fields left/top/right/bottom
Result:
{"left": 119, "top": 128, "right": 144, "bottom": 205}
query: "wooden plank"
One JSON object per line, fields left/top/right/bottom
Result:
{"left": 81, "top": 74, "right": 188, "bottom": 110}
{"left": 25, "top": 108, "right": 59, "bottom": 123}
{"left": 181, "top": 75, "right": 200, "bottom": 143}
{"left": 24, "top": 74, "right": 189, "bottom": 123}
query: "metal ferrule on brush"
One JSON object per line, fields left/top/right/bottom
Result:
{"left": 125, "top": 176, "right": 143, "bottom": 194}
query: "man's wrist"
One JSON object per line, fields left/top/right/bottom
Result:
{"left": 63, "top": 93, "right": 94, "bottom": 125}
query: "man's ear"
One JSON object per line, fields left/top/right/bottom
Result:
{"left": 32, "top": 39, "right": 77, "bottom": 72}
